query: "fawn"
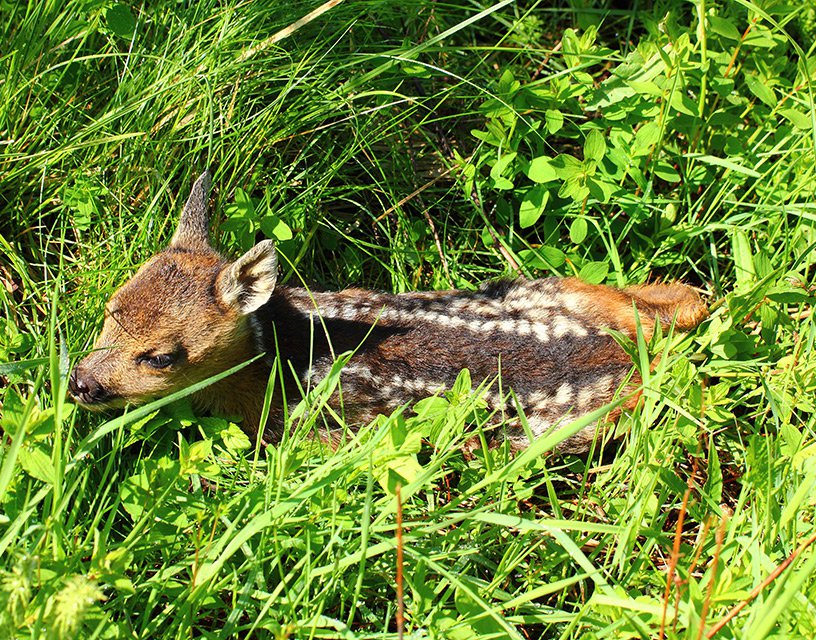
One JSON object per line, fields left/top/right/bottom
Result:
{"left": 70, "top": 172, "right": 708, "bottom": 452}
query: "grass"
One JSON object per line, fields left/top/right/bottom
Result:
{"left": 2, "top": 0, "right": 816, "bottom": 637}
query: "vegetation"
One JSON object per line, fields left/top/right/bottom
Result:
{"left": 2, "top": 0, "right": 816, "bottom": 637}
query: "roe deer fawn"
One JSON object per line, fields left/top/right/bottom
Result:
{"left": 70, "top": 172, "right": 708, "bottom": 452}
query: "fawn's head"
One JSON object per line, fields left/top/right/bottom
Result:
{"left": 69, "top": 172, "right": 279, "bottom": 409}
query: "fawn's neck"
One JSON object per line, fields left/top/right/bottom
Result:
{"left": 195, "top": 285, "right": 398, "bottom": 435}
{"left": 251, "top": 285, "right": 405, "bottom": 374}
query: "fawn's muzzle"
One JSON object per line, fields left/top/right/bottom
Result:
{"left": 69, "top": 367, "right": 112, "bottom": 406}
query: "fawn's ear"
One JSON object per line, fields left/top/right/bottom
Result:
{"left": 170, "top": 171, "right": 212, "bottom": 250}
{"left": 217, "top": 240, "right": 278, "bottom": 314}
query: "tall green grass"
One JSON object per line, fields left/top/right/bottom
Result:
{"left": 2, "top": 0, "right": 816, "bottom": 637}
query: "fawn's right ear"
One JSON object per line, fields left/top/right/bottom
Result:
{"left": 170, "top": 171, "right": 212, "bottom": 251}
{"left": 217, "top": 240, "right": 278, "bottom": 315}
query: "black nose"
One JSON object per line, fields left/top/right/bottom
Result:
{"left": 69, "top": 368, "right": 109, "bottom": 405}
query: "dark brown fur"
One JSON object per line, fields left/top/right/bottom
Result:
{"left": 70, "top": 172, "right": 708, "bottom": 453}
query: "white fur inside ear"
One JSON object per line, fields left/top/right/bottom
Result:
{"left": 219, "top": 240, "right": 278, "bottom": 314}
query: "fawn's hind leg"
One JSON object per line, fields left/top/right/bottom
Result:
{"left": 559, "top": 278, "right": 707, "bottom": 338}
{"left": 623, "top": 283, "right": 708, "bottom": 331}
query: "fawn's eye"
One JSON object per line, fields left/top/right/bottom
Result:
{"left": 137, "top": 352, "right": 177, "bottom": 370}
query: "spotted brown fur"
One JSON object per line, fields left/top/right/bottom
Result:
{"left": 70, "top": 172, "right": 708, "bottom": 454}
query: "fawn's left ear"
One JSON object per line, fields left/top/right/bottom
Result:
{"left": 171, "top": 171, "right": 213, "bottom": 251}
{"left": 217, "top": 240, "right": 278, "bottom": 314}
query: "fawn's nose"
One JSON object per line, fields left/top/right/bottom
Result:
{"left": 68, "top": 367, "right": 109, "bottom": 405}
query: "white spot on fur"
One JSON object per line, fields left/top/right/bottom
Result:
{"left": 525, "top": 414, "right": 555, "bottom": 438}
{"left": 466, "top": 298, "right": 505, "bottom": 316}
{"left": 368, "top": 372, "right": 446, "bottom": 401}
{"left": 304, "top": 362, "right": 332, "bottom": 386}
{"left": 575, "top": 375, "right": 613, "bottom": 410}
{"left": 342, "top": 362, "right": 376, "bottom": 382}
{"left": 505, "top": 282, "right": 562, "bottom": 314}
{"left": 559, "top": 292, "right": 588, "bottom": 314}
{"left": 527, "top": 390, "right": 553, "bottom": 408}
{"left": 555, "top": 383, "right": 574, "bottom": 405}
{"left": 552, "top": 315, "right": 588, "bottom": 338}
{"left": 532, "top": 324, "right": 551, "bottom": 343}
{"left": 486, "top": 390, "right": 508, "bottom": 412}
{"left": 467, "top": 319, "right": 488, "bottom": 333}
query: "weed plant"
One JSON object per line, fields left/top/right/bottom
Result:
{"left": 1, "top": 0, "right": 816, "bottom": 638}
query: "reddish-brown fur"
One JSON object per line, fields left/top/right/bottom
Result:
{"left": 70, "top": 172, "right": 708, "bottom": 453}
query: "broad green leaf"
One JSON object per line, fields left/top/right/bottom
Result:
{"left": 120, "top": 470, "right": 151, "bottom": 520}
{"left": 732, "top": 229, "right": 755, "bottom": 288}
{"left": 707, "top": 15, "right": 741, "bottom": 41}
{"left": 400, "top": 62, "right": 432, "bottom": 78}
{"left": 226, "top": 187, "right": 257, "bottom": 219}
{"left": 518, "top": 246, "right": 565, "bottom": 270}
{"left": 497, "top": 68, "right": 519, "bottom": 96}
{"left": 743, "top": 25, "right": 778, "bottom": 48}
{"left": 705, "top": 437, "right": 723, "bottom": 504}
{"left": 380, "top": 454, "right": 423, "bottom": 493}
{"left": 125, "top": 411, "right": 173, "bottom": 445}
{"left": 654, "top": 161, "right": 681, "bottom": 182}
{"left": 26, "top": 405, "right": 74, "bottom": 440}
{"left": 492, "top": 176, "right": 514, "bottom": 190}
{"left": 106, "top": 4, "right": 136, "bottom": 39}
{"left": 539, "top": 245, "right": 566, "bottom": 268}
{"left": 113, "top": 578, "right": 136, "bottom": 595}
{"left": 179, "top": 437, "right": 219, "bottom": 477}
{"left": 371, "top": 418, "right": 424, "bottom": 494}
{"left": 744, "top": 74, "right": 776, "bottom": 107}
{"left": 259, "top": 214, "right": 293, "bottom": 241}
{"left": 584, "top": 129, "right": 606, "bottom": 162}
{"left": 220, "top": 423, "right": 251, "bottom": 452}
{"left": 710, "top": 75, "right": 736, "bottom": 97}
{"left": 552, "top": 154, "right": 583, "bottom": 179}
{"left": 18, "top": 445, "right": 54, "bottom": 484}
{"left": 765, "top": 283, "right": 814, "bottom": 304}
{"left": 590, "top": 82, "right": 636, "bottom": 109}
{"left": 579, "top": 261, "right": 608, "bottom": 284}
{"left": 62, "top": 179, "right": 103, "bottom": 230}
{"left": 587, "top": 177, "right": 616, "bottom": 203}
{"left": 558, "top": 175, "right": 589, "bottom": 202}
{"left": 413, "top": 396, "right": 450, "bottom": 421}
{"left": 627, "top": 80, "right": 662, "bottom": 97}
{"left": 450, "top": 368, "right": 472, "bottom": 398}
{"left": 780, "top": 108, "right": 812, "bottom": 130}
{"left": 470, "top": 128, "right": 500, "bottom": 146}
{"left": 479, "top": 97, "right": 512, "bottom": 119}
{"left": 670, "top": 91, "right": 698, "bottom": 117}
{"left": 632, "top": 122, "right": 661, "bottom": 156}
{"left": 0, "top": 389, "right": 26, "bottom": 431}
{"left": 519, "top": 186, "right": 549, "bottom": 228}
{"left": 569, "top": 217, "right": 588, "bottom": 244}
{"left": 545, "top": 109, "right": 564, "bottom": 134}
{"left": 526, "top": 156, "right": 557, "bottom": 183}
{"left": 490, "top": 151, "right": 517, "bottom": 180}
{"left": 562, "top": 28, "right": 581, "bottom": 68}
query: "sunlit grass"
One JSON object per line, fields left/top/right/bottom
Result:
{"left": 1, "top": 0, "right": 816, "bottom": 638}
